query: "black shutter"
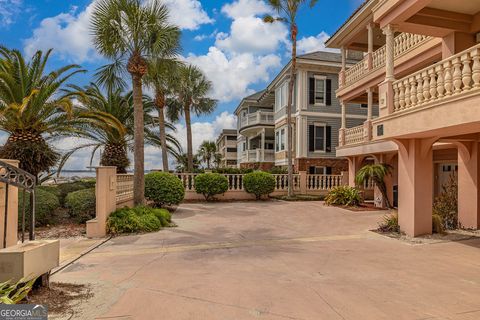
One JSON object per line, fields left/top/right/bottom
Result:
{"left": 309, "top": 166, "right": 315, "bottom": 174}
{"left": 326, "top": 79, "right": 332, "bottom": 106}
{"left": 326, "top": 167, "right": 332, "bottom": 175}
{"left": 326, "top": 126, "right": 332, "bottom": 152}
{"left": 309, "top": 78, "right": 315, "bottom": 105}
{"left": 308, "top": 125, "right": 315, "bottom": 152}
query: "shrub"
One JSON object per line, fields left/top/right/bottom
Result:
{"left": 244, "top": 171, "right": 276, "bottom": 200}
{"left": 19, "top": 188, "right": 60, "bottom": 227}
{"left": 433, "top": 174, "right": 457, "bottom": 230}
{"left": 145, "top": 172, "right": 185, "bottom": 207}
{"left": 324, "top": 186, "right": 362, "bottom": 207}
{"left": 107, "top": 206, "right": 172, "bottom": 234}
{"left": 268, "top": 166, "right": 287, "bottom": 174}
{"left": 0, "top": 277, "right": 37, "bottom": 304}
{"left": 194, "top": 173, "right": 228, "bottom": 201}
{"left": 432, "top": 214, "right": 444, "bottom": 234}
{"left": 65, "top": 188, "right": 96, "bottom": 223}
{"left": 378, "top": 211, "right": 400, "bottom": 233}
{"left": 57, "top": 180, "right": 95, "bottom": 206}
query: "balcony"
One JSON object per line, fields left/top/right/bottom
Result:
{"left": 239, "top": 149, "right": 275, "bottom": 163}
{"left": 239, "top": 111, "right": 274, "bottom": 131}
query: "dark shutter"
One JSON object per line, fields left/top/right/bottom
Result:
{"left": 326, "top": 167, "right": 332, "bottom": 175}
{"left": 308, "top": 125, "right": 315, "bottom": 152}
{"left": 326, "top": 79, "right": 332, "bottom": 106}
{"left": 309, "top": 166, "right": 315, "bottom": 174}
{"left": 326, "top": 126, "right": 332, "bottom": 152}
{"left": 309, "top": 78, "right": 315, "bottom": 105}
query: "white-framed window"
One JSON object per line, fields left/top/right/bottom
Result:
{"left": 275, "top": 82, "right": 289, "bottom": 112}
{"left": 275, "top": 131, "right": 280, "bottom": 152}
{"left": 275, "top": 128, "right": 286, "bottom": 152}
{"left": 314, "top": 124, "right": 326, "bottom": 152}
{"left": 280, "top": 128, "right": 286, "bottom": 151}
{"left": 314, "top": 76, "right": 326, "bottom": 105}
{"left": 309, "top": 166, "right": 326, "bottom": 174}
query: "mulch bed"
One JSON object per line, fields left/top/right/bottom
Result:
{"left": 21, "top": 282, "right": 93, "bottom": 316}
{"left": 34, "top": 223, "right": 86, "bottom": 239}
{"left": 373, "top": 229, "right": 480, "bottom": 244}
{"left": 339, "top": 202, "right": 389, "bottom": 212}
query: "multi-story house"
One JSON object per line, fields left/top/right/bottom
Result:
{"left": 215, "top": 129, "right": 238, "bottom": 168}
{"left": 326, "top": 0, "right": 480, "bottom": 236}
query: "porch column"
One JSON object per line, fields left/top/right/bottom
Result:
{"left": 367, "top": 23, "right": 374, "bottom": 70}
{"left": 457, "top": 142, "right": 480, "bottom": 229}
{"left": 340, "top": 47, "right": 346, "bottom": 87}
{"left": 0, "top": 160, "right": 19, "bottom": 248}
{"left": 397, "top": 139, "right": 433, "bottom": 237}
{"left": 347, "top": 156, "right": 362, "bottom": 187}
{"left": 261, "top": 130, "right": 265, "bottom": 161}
{"left": 339, "top": 101, "right": 346, "bottom": 146}
{"left": 378, "top": 24, "right": 396, "bottom": 116}
{"left": 364, "top": 88, "right": 373, "bottom": 142}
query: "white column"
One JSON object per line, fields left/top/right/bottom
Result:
{"left": 341, "top": 101, "right": 346, "bottom": 129}
{"left": 383, "top": 24, "right": 396, "bottom": 81}
{"left": 367, "top": 88, "right": 373, "bottom": 121}
{"left": 340, "top": 47, "right": 346, "bottom": 87}
{"left": 261, "top": 130, "right": 265, "bottom": 161}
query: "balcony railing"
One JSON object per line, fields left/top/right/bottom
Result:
{"left": 392, "top": 43, "right": 480, "bottom": 113}
{"left": 343, "top": 33, "right": 431, "bottom": 87}
{"left": 344, "top": 125, "right": 364, "bottom": 146}
{"left": 239, "top": 149, "right": 275, "bottom": 163}
{"left": 240, "top": 111, "right": 274, "bottom": 129}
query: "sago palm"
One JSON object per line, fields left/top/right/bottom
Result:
{"left": 0, "top": 47, "right": 84, "bottom": 179}
{"left": 170, "top": 65, "right": 217, "bottom": 172}
{"left": 91, "top": 0, "right": 180, "bottom": 204}
{"left": 264, "top": 0, "right": 318, "bottom": 197}
{"left": 145, "top": 57, "right": 183, "bottom": 172}
{"left": 355, "top": 163, "right": 393, "bottom": 208}
{"left": 197, "top": 141, "right": 217, "bottom": 169}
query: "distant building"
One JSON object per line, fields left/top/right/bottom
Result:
{"left": 215, "top": 129, "right": 238, "bottom": 168}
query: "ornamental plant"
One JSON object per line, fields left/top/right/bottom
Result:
{"left": 194, "top": 173, "right": 228, "bottom": 201}
{"left": 324, "top": 185, "right": 362, "bottom": 207}
{"left": 244, "top": 171, "right": 276, "bottom": 200}
{"left": 145, "top": 172, "right": 185, "bottom": 207}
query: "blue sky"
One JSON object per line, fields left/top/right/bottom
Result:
{"left": 0, "top": 0, "right": 362, "bottom": 170}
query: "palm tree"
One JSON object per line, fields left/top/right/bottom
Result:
{"left": 197, "top": 141, "right": 217, "bottom": 169}
{"left": 0, "top": 47, "right": 84, "bottom": 179}
{"left": 174, "top": 153, "right": 200, "bottom": 173}
{"left": 60, "top": 84, "right": 181, "bottom": 174}
{"left": 355, "top": 163, "right": 393, "bottom": 208}
{"left": 91, "top": 0, "right": 180, "bottom": 204}
{"left": 170, "top": 65, "right": 217, "bottom": 172}
{"left": 145, "top": 58, "right": 183, "bottom": 172}
{"left": 264, "top": 0, "right": 318, "bottom": 197}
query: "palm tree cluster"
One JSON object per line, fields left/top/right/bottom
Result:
{"left": 0, "top": 0, "right": 217, "bottom": 204}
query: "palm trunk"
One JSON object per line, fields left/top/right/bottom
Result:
{"left": 132, "top": 74, "right": 145, "bottom": 205}
{"left": 184, "top": 104, "right": 194, "bottom": 172}
{"left": 286, "top": 24, "right": 298, "bottom": 197}
{"left": 377, "top": 181, "right": 392, "bottom": 209}
{"left": 156, "top": 94, "right": 169, "bottom": 172}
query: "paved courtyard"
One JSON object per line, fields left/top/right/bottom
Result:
{"left": 53, "top": 201, "right": 480, "bottom": 320}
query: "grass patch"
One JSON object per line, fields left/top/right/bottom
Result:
{"left": 272, "top": 194, "right": 325, "bottom": 201}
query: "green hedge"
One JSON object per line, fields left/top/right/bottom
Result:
{"left": 65, "top": 188, "right": 96, "bottom": 223}
{"left": 107, "top": 206, "right": 172, "bottom": 234}
{"left": 145, "top": 172, "right": 185, "bottom": 207}
{"left": 194, "top": 173, "right": 228, "bottom": 201}
{"left": 19, "top": 188, "right": 60, "bottom": 227}
{"left": 244, "top": 171, "right": 276, "bottom": 200}
{"left": 324, "top": 186, "right": 362, "bottom": 207}
{"left": 57, "top": 180, "right": 95, "bottom": 206}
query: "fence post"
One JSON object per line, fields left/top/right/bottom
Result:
{"left": 299, "top": 171, "right": 307, "bottom": 194}
{"left": 86, "top": 166, "right": 117, "bottom": 238}
{"left": 341, "top": 171, "right": 349, "bottom": 186}
{"left": 0, "top": 160, "right": 19, "bottom": 248}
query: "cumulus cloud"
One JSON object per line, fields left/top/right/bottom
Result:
{"left": 297, "top": 31, "right": 339, "bottom": 55}
{"left": 185, "top": 47, "right": 281, "bottom": 102}
{"left": 163, "top": 0, "right": 213, "bottom": 30}
{"left": 0, "top": 0, "right": 22, "bottom": 27}
{"left": 221, "top": 0, "right": 271, "bottom": 19}
{"left": 23, "top": 3, "right": 98, "bottom": 63}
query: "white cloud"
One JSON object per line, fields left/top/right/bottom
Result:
{"left": 185, "top": 47, "right": 281, "bottom": 102}
{"left": 23, "top": 3, "right": 98, "bottom": 63}
{"left": 0, "top": 0, "right": 22, "bottom": 27}
{"left": 163, "top": 0, "right": 213, "bottom": 30}
{"left": 297, "top": 31, "right": 339, "bottom": 55}
{"left": 221, "top": 0, "right": 271, "bottom": 19}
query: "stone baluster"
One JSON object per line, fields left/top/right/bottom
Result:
{"left": 472, "top": 48, "right": 480, "bottom": 88}
{"left": 429, "top": 68, "right": 437, "bottom": 100}
{"left": 393, "top": 83, "right": 400, "bottom": 111}
{"left": 422, "top": 71, "right": 431, "bottom": 101}
{"left": 453, "top": 57, "right": 463, "bottom": 94}
{"left": 398, "top": 81, "right": 406, "bottom": 109}
{"left": 409, "top": 77, "right": 417, "bottom": 107}
{"left": 461, "top": 53, "right": 472, "bottom": 90}
{"left": 444, "top": 60, "right": 453, "bottom": 96}
{"left": 436, "top": 64, "right": 445, "bottom": 98}
{"left": 404, "top": 79, "right": 411, "bottom": 108}
{"left": 416, "top": 74, "right": 424, "bottom": 105}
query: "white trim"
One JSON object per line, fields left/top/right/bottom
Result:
{"left": 295, "top": 111, "right": 368, "bottom": 120}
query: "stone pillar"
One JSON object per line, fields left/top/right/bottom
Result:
{"left": 367, "top": 23, "right": 374, "bottom": 70}
{"left": 0, "top": 160, "right": 19, "bottom": 248}
{"left": 378, "top": 25, "right": 396, "bottom": 116}
{"left": 457, "top": 142, "right": 480, "bottom": 229}
{"left": 339, "top": 47, "right": 346, "bottom": 87}
{"left": 86, "top": 166, "right": 117, "bottom": 238}
{"left": 299, "top": 171, "right": 307, "bottom": 194}
{"left": 347, "top": 156, "right": 362, "bottom": 187}
{"left": 340, "top": 101, "right": 347, "bottom": 147}
{"left": 397, "top": 139, "right": 433, "bottom": 237}
{"left": 261, "top": 130, "right": 265, "bottom": 161}
{"left": 364, "top": 88, "right": 373, "bottom": 142}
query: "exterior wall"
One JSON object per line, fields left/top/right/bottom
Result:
{"left": 240, "top": 162, "right": 275, "bottom": 171}
{"left": 295, "top": 158, "right": 348, "bottom": 175}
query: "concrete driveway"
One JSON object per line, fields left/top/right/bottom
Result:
{"left": 53, "top": 201, "right": 480, "bottom": 320}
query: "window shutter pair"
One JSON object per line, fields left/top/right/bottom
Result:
{"left": 308, "top": 125, "right": 332, "bottom": 153}
{"left": 308, "top": 77, "right": 332, "bottom": 106}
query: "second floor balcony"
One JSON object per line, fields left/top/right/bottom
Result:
{"left": 239, "top": 111, "right": 274, "bottom": 133}
{"left": 239, "top": 149, "right": 275, "bottom": 163}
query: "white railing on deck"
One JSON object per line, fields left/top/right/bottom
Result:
{"left": 307, "top": 174, "right": 343, "bottom": 190}
{"left": 272, "top": 174, "right": 300, "bottom": 191}
{"left": 240, "top": 111, "right": 274, "bottom": 128}
{"left": 344, "top": 125, "right": 364, "bottom": 146}
{"left": 393, "top": 43, "right": 480, "bottom": 113}
{"left": 116, "top": 174, "right": 134, "bottom": 203}
{"left": 344, "top": 57, "right": 367, "bottom": 86}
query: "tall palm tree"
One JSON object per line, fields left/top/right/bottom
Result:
{"left": 0, "top": 47, "right": 84, "bottom": 179}
{"left": 60, "top": 84, "right": 181, "bottom": 174}
{"left": 355, "top": 163, "right": 393, "bottom": 208}
{"left": 264, "top": 0, "right": 318, "bottom": 197}
{"left": 91, "top": 0, "right": 180, "bottom": 204}
{"left": 145, "top": 58, "right": 183, "bottom": 172}
{"left": 197, "top": 140, "right": 217, "bottom": 169}
{"left": 174, "top": 153, "right": 200, "bottom": 173}
{"left": 170, "top": 65, "right": 217, "bottom": 172}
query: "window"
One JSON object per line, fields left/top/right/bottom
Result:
{"left": 280, "top": 129, "right": 285, "bottom": 151}
{"left": 275, "top": 131, "right": 280, "bottom": 151}
{"left": 275, "top": 129, "right": 286, "bottom": 152}
{"left": 227, "top": 136, "right": 237, "bottom": 141}
{"left": 315, "top": 78, "right": 325, "bottom": 105}
{"left": 309, "top": 166, "right": 326, "bottom": 174}
{"left": 227, "top": 148, "right": 236, "bottom": 152}
{"left": 275, "top": 82, "right": 289, "bottom": 112}
{"left": 314, "top": 125, "right": 325, "bottom": 151}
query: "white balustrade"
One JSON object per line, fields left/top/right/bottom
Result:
{"left": 272, "top": 174, "right": 300, "bottom": 191}
{"left": 393, "top": 44, "right": 480, "bottom": 113}
{"left": 240, "top": 111, "right": 274, "bottom": 128}
{"left": 306, "top": 174, "right": 343, "bottom": 190}
{"left": 344, "top": 125, "right": 364, "bottom": 146}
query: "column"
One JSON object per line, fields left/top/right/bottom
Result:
{"left": 339, "top": 102, "right": 346, "bottom": 146}
{"left": 367, "top": 23, "right": 374, "bottom": 70}
{"left": 0, "top": 160, "right": 19, "bottom": 248}
{"left": 340, "top": 47, "right": 346, "bottom": 87}
{"left": 364, "top": 88, "right": 373, "bottom": 142}
{"left": 378, "top": 24, "right": 396, "bottom": 116}
{"left": 457, "top": 142, "right": 480, "bottom": 229}
{"left": 261, "top": 130, "right": 265, "bottom": 161}
{"left": 397, "top": 139, "right": 433, "bottom": 237}
{"left": 347, "top": 156, "right": 362, "bottom": 187}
